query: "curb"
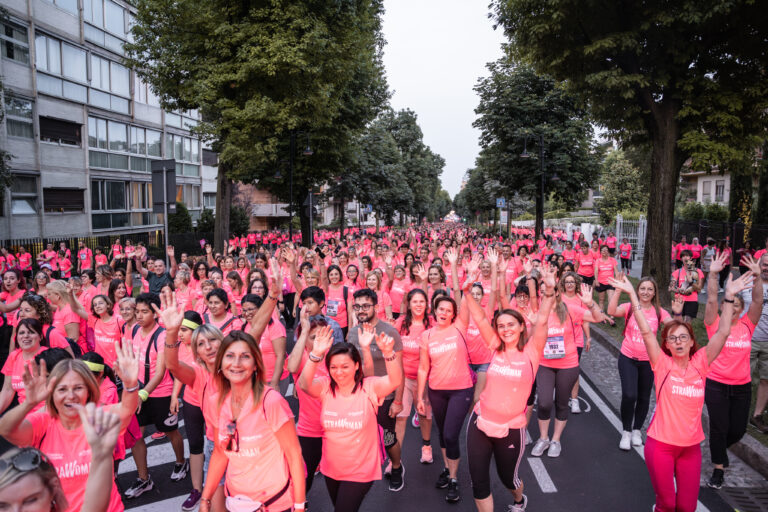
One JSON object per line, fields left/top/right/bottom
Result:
{"left": 590, "top": 325, "right": 768, "bottom": 481}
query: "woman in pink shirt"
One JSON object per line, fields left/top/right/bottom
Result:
{"left": 607, "top": 276, "right": 675, "bottom": 451}
{"left": 574, "top": 242, "right": 595, "bottom": 286}
{"left": 619, "top": 238, "right": 633, "bottom": 272}
{"left": 242, "top": 294, "right": 287, "bottom": 390}
{"left": 321, "top": 264, "right": 353, "bottom": 336}
{"left": 46, "top": 280, "right": 85, "bottom": 352}
{"left": 595, "top": 245, "right": 618, "bottom": 315}
{"left": 0, "top": 341, "right": 140, "bottom": 512}
{"left": 462, "top": 265, "right": 557, "bottom": 512}
{"left": 611, "top": 273, "right": 751, "bottom": 512}
{"left": 1, "top": 269, "right": 25, "bottom": 328}
{"left": 365, "top": 271, "right": 393, "bottom": 323}
{"left": 225, "top": 271, "right": 246, "bottom": 315}
{"left": 299, "top": 326, "right": 402, "bottom": 512}
{"left": 174, "top": 271, "right": 198, "bottom": 313}
{"left": 0, "top": 318, "right": 48, "bottom": 415}
{"left": 701, "top": 253, "right": 763, "bottom": 488}
{"left": 91, "top": 295, "right": 122, "bottom": 367}
{"left": 202, "top": 288, "right": 242, "bottom": 336}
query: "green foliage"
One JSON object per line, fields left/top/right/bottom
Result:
{"left": 679, "top": 202, "right": 705, "bottom": 221}
{"left": 229, "top": 206, "right": 250, "bottom": 235}
{"left": 168, "top": 202, "right": 193, "bottom": 233}
{"left": 597, "top": 150, "right": 649, "bottom": 224}
{"left": 196, "top": 208, "right": 215, "bottom": 233}
{"left": 513, "top": 212, "right": 535, "bottom": 221}
{"left": 679, "top": 202, "right": 728, "bottom": 221}
{"left": 617, "top": 210, "right": 646, "bottom": 221}
{"left": 543, "top": 209, "right": 568, "bottom": 220}
{"left": 704, "top": 203, "right": 729, "bottom": 221}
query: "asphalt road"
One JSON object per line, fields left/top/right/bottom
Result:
{"left": 120, "top": 371, "right": 735, "bottom": 512}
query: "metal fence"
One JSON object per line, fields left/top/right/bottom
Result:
{"left": 615, "top": 214, "right": 647, "bottom": 260}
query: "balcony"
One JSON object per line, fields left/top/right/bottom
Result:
{"left": 251, "top": 203, "right": 289, "bottom": 217}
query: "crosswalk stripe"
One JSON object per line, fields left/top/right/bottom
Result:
{"left": 527, "top": 457, "right": 557, "bottom": 493}
{"left": 119, "top": 439, "right": 190, "bottom": 475}
{"left": 125, "top": 494, "right": 186, "bottom": 511}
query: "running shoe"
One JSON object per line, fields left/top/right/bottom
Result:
{"left": 530, "top": 438, "right": 550, "bottom": 457}
{"left": 125, "top": 476, "right": 154, "bottom": 498}
{"left": 749, "top": 415, "right": 768, "bottom": 434}
{"left": 420, "top": 445, "right": 434, "bottom": 464}
{"left": 436, "top": 468, "right": 450, "bottom": 489}
{"left": 182, "top": 489, "right": 202, "bottom": 511}
{"left": 389, "top": 463, "right": 404, "bottom": 492}
{"left": 619, "top": 431, "right": 632, "bottom": 451}
{"left": 547, "top": 441, "right": 561, "bottom": 457}
{"left": 707, "top": 468, "right": 724, "bottom": 489}
{"left": 384, "top": 460, "right": 392, "bottom": 478}
{"left": 170, "top": 460, "right": 189, "bottom": 482}
{"left": 508, "top": 495, "right": 528, "bottom": 511}
{"left": 151, "top": 431, "right": 166, "bottom": 440}
{"left": 525, "top": 430, "right": 532, "bottom": 446}
{"left": 569, "top": 398, "right": 581, "bottom": 414}
{"left": 412, "top": 413, "right": 420, "bottom": 428}
{"left": 445, "top": 478, "right": 460, "bottom": 503}
{"left": 631, "top": 429, "right": 643, "bottom": 446}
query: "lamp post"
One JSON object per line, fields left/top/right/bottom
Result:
{"left": 288, "top": 131, "right": 313, "bottom": 242}
{"left": 520, "top": 134, "right": 559, "bottom": 239}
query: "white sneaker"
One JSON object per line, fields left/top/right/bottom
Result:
{"left": 547, "top": 441, "right": 562, "bottom": 457}
{"left": 531, "top": 438, "right": 550, "bottom": 457}
{"left": 632, "top": 429, "right": 643, "bottom": 446}
{"left": 570, "top": 398, "right": 581, "bottom": 414}
{"left": 619, "top": 431, "right": 632, "bottom": 451}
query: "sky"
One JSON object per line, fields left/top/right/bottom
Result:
{"left": 381, "top": 0, "right": 507, "bottom": 200}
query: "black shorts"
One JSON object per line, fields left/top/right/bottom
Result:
{"left": 608, "top": 247, "right": 616, "bottom": 256}
{"left": 137, "top": 395, "right": 179, "bottom": 433}
{"left": 595, "top": 283, "right": 614, "bottom": 293}
{"left": 682, "top": 300, "right": 699, "bottom": 318}
{"left": 377, "top": 397, "right": 397, "bottom": 449}
{"left": 579, "top": 275, "right": 594, "bottom": 286}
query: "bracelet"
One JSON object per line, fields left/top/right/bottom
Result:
{"left": 674, "top": 312, "right": 682, "bottom": 316}
{"left": 268, "top": 294, "right": 281, "bottom": 301}
{"left": 138, "top": 389, "right": 149, "bottom": 402}
{"left": 124, "top": 383, "right": 140, "bottom": 393}
{"left": 633, "top": 304, "right": 643, "bottom": 311}
{"left": 393, "top": 401, "right": 402, "bottom": 405}
{"left": 294, "top": 504, "right": 306, "bottom": 511}
{"left": 201, "top": 498, "right": 211, "bottom": 507}
{"left": 383, "top": 352, "right": 397, "bottom": 362}
{"left": 165, "top": 341, "right": 181, "bottom": 349}
{"left": 543, "top": 292, "right": 555, "bottom": 298}
{"left": 308, "top": 352, "right": 323, "bottom": 363}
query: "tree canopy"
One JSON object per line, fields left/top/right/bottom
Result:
{"left": 596, "top": 150, "right": 649, "bottom": 224}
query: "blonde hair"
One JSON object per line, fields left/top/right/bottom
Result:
{"left": 191, "top": 324, "right": 224, "bottom": 366}
{"left": 0, "top": 448, "right": 68, "bottom": 511}
{"left": 366, "top": 271, "right": 382, "bottom": 291}
{"left": 45, "top": 280, "right": 73, "bottom": 308}
{"left": 45, "top": 360, "right": 100, "bottom": 417}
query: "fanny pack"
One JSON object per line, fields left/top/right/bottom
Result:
{"left": 225, "top": 480, "right": 290, "bottom": 512}
{"left": 476, "top": 414, "right": 511, "bottom": 438}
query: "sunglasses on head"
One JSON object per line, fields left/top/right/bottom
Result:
{"left": 0, "top": 448, "right": 49, "bottom": 474}
{"left": 225, "top": 420, "right": 239, "bottom": 452}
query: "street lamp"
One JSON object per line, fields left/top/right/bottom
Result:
{"left": 288, "top": 131, "right": 313, "bottom": 242}
{"left": 520, "top": 134, "right": 559, "bottom": 239}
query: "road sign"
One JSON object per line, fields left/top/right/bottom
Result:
{"left": 500, "top": 210, "right": 508, "bottom": 224}
{"left": 496, "top": 198, "right": 506, "bottom": 208}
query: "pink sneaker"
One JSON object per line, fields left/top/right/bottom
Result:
{"left": 151, "top": 431, "right": 166, "bottom": 440}
{"left": 420, "top": 445, "right": 433, "bottom": 464}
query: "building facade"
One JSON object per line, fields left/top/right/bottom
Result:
{"left": 0, "top": 0, "right": 204, "bottom": 241}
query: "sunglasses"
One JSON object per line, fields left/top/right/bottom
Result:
{"left": 225, "top": 421, "right": 239, "bottom": 452}
{"left": 0, "top": 448, "right": 49, "bottom": 474}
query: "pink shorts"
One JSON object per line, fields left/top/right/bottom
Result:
{"left": 398, "top": 377, "right": 432, "bottom": 419}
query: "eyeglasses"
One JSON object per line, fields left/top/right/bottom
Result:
{"left": 666, "top": 334, "right": 691, "bottom": 344}
{"left": 241, "top": 307, "right": 258, "bottom": 315}
{"left": 563, "top": 281, "right": 577, "bottom": 285}
{"left": 225, "top": 421, "right": 239, "bottom": 452}
{"left": 0, "top": 448, "right": 48, "bottom": 474}
{"left": 352, "top": 304, "right": 374, "bottom": 312}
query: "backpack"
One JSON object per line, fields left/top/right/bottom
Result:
{"left": 45, "top": 325, "right": 82, "bottom": 358}
{"left": 203, "top": 314, "right": 236, "bottom": 332}
{"left": 131, "top": 324, "right": 166, "bottom": 385}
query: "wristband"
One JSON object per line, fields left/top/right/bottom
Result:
{"left": 673, "top": 312, "right": 682, "bottom": 316}
{"left": 723, "top": 298, "right": 734, "bottom": 303}
{"left": 138, "top": 389, "right": 149, "bottom": 402}
{"left": 268, "top": 294, "right": 281, "bottom": 301}
{"left": 124, "top": 383, "right": 140, "bottom": 393}
{"left": 393, "top": 401, "right": 402, "bottom": 406}
{"left": 383, "top": 352, "right": 397, "bottom": 362}
{"left": 308, "top": 352, "right": 323, "bottom": 363}
{"left": 294, "top": 503, "right": 306, "bottom": 510}
{"left": 165, "top": 341, "right": 182, "bottom": 349}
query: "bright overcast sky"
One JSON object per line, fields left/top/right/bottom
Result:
{"left": 381, "top": 0, "right": 506, "bottom": 199}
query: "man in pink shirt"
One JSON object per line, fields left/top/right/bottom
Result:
{"left": 77, "top": 241, "right": 93, "bottom": 273}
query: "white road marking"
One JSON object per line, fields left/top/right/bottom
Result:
{"left": 579, "top": 376, "right": 711, "bottom": 512}
{"left": 285, "top": 382, "right": 294, "bottom": 397}
{"left": 126, "top": 494, "right": 186, "bottom": 511}
{"left": 527, "top": 457, "right": 558, "bottom": 493}
{"left": 120, "top": 439, "right": 190, "bottom": 475}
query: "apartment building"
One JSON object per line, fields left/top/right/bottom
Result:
{"left": 0, "top": 0, "right": 204, "bottom": 240}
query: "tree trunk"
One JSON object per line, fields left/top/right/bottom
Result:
{"left": 535, "top": 182, "right": 544, "bottom": 240}
{"left": 338, "top": 190, "right": 345, "bottom": 238}
{"left": 214, "top": 162, "right": 231, "bottom": 253}
{"left": 642, "top": 104, "right": 684, "bottom": 306}
{"left": 754, "top": 155, "right": 768, "bottom": 229}
{"left": 728, "top": 167, "right": 753, "bottom": 247}
{"left": 298, "top": 188, "right": 311, "bottom": 248}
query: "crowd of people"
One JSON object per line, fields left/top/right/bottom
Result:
{"left": 0, "top": 224, "right": 766, "bottom": 512}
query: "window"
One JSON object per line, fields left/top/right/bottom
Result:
{"left": 133, "top": 75, "right": 161, "bottom": 107}
{"left": 4, "top": 96, "right": 33, "bottom": 138}
{"left": 146, "top": 129, "right": 162, "bottom": 156}
{"left": 91, "top": 180, "right": 126, "bottom": 210}
{"left": 131, "top": 182, "right": 149, "bottom": 209}
{"left": 84, "top": 0, "right": 128, "bottom": 54}
{"left": 203, "top": 192, "right": 216, "bottom": 209}
{"left": 44, "top": 188, "right": 84, "bottom": 212}
{"left": 702, "top": 180, "right": 712, "bottom": 202}
{"left": 107, "top": 120, "right": 127, "bottom": 152}
{"left": 10, "top": 175, "right": 37, "bottom": 214}
{"left": 715, "top": 180, "right": 725, "bottom": 203}
{"left": 104, "top": 1, "right": 126, "bottom": 38}
{"left": 43, "top": 0, "right": 78, "bottom": 15}
{"left": 165, "top": 133, "right": 201, "bottom": 170}
{"left": 88, "top": 117, "right": 162, "bottom": 171}
{"left": 202, "top": 149, "right": 218, "bottom": 166}
{"left": 88, "top": 117, "right": 108, "bottom": 149}
{"left": 1, "top": 20, "right": 30, "bottom": 64}
{"left": 40, "top": 117, "right": 81, "bottom": 146}
{"left": 61, "top": 44, "right": 86, "bottom": 82}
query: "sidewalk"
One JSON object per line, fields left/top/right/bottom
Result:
{"left": 580, "top": 325, "right": 768, "bottom": 487}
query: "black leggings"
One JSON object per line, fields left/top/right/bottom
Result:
{"left": 719, "top": 266, "right": 731, "bottom": 289}
{"left": 536, "top": 366, "right": 579, "bottom": 421}
{"left": 428, "top": 386, "right": 473, "bottom": 460}
{"left": 620, "top": 258, "right": 631, "bottom": 271}
{"left": 181, "top": 402, "right": 205, "bottom": 455}
{"left": 618, "top": 354, "right": 653, "bottom": 431}
{"left": 324, "top": 477, "right": 373, "bottom": 512}
{"left": 466, "top": 412, "right": 524, "bottom": 500}
{"left": 705, "top": 379, "right": 751, "bottom": 466}
{"left": 298, "top": 436, "right": 323, "bottom": 491}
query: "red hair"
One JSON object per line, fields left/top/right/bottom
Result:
{"left": 659, "top": 320, "right": 699, "bottom": 358}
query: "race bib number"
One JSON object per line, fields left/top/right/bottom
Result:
{"left": 327, "top": 299, "right": 340, "bottom": 317}
{"left": 543, "top": 336, "right": 566, "bottom": 359}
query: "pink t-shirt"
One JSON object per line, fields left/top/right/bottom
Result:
{"left": 647, "top": 350, "right": 709, "bottom": 447}
{"left": 540, "top": 308, "right": 584, "bottom": 369}
{"left": 0, "top": 289, "right": 24, "bottom": 327}
{"left": 2, "top": 347, "right": 46, "bottom": 411}
{"left": 465, "top": 315, "right": 493, "bottom": 365}
{"left": 376, "top": 290, "right": 393, "bottom": 321}
{"left": 620, "top": 306, "right": 671, "bottom": 361}
{"left": 292, "top": 353, "right": 329, "bottom": 438}
{"left": 596, "top": 257, "right": 617, "bottom": 284}
{"left": 78, "top": 248, "right": 93, "bottom": 270}
{"left": 576, "top": 251, "right": 595, "bottom": 278}
{"left": 94, "top": 316, "right": 122, "bottom": 367}
{"left": 475, "top": 342, "right": 541, "bottom": 429}
{"left": 41, "top": 324, "right": 71, "bottom": 350}
{"left": 130, "top": 325, "right": 173, "bottom": 397}
{"left": 27, "top": 412, "right": 124, "bottom": 512}
{"left": 561, "top": 294, "right": 587, "bottom": 348}
{"left": 175, "top": 287, "right": 196, "bottom": 312}
{"left": 259, "top": 320, "right": 288, "bottom": 383}
{"left": 190, "top": 365, "right": 218, "bottom": 440}
{"left": 705, "top": 315, "right": 754, "bottom": 385}
{"left": 52, "top": 304, "right": 83, "bottom": 347}
{"left": 395, "top": 317, "right": 426, "bottom": 380}
{"left": 204, "top": 313, "right": 243, "bottom": 337}
{"left": 319, "top": 377, "right": 383, "bottom": 482}
{"left": 326, "top": 285, "right": 349, "bottom": 329}
{"left": 179, "top": 343, "right": 200, "bottom": 407}
{"left": 606, "top": 236, "right": 617, "bottom": 249}
{"left": 619, "top": 243, "right": 632, "bottom": 259}
{"left": 388, "top": 279, "right": 410, "bottom": 314}
{"left": 216, "top": 389, "right": 294, "bottom": 510}
{"left": 671, "top": 268, "right": 705, "bottom": 302}
{"left": 420, "top": 324, "right": 473, "bottom": 390}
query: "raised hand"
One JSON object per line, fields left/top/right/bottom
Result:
{"left": 710, "top": 251, "right": 727, "bottom": 273}
{"left": 22, "top": 360, "right": 53, "bottom": 406}
{"left": 671, "top": 294, "right": 684, "bottom": 315}
{"left": 522, "top": 258, "right": 533, "bottom": 276}
{"left": 487, "top": 247, "right": 499, "bottom": 266}
{"left": 76, "top": 403, "right": 121, "bottom": 461}
{"left": 415, "top": 264, "right": 428, "bottom": 282}
{"left": 374, "top": 332, "right": 395, "bottom": 355}
{"left": 609, "top": 274, "right": 635, "bottom": 295}
{"left": 299, "top": 307, "right": 311, "bottom": 333}
{"left": 310, "top": 325, "right": 333, "bottom": 358}
{"left": 358, "top": 323, "right": 376, "bottom": 349}
{"left": 578, "top": 283, "right": 595, "bottom": 307}
{"left": 152, "top": 289, "right": 183, "bottom": 332}
{"left": 167, "top": 245, "right": 175, "bottom": 258}
{"left": 740, "top": 254, "right": 760, "bottom": 275}
{"left": 725, "top": 271, "right": 755, "bottom": 297}
{"left": 445, "top": 248, "right": 458, "bottom": 265}
{"left": 540, "top": 264, "right": 557, "bottom": 291}
{"left": 268, "top": 258, "right": 283, "bottom": 297}
{"left": 466, "top": 254, "right": 482, "bottom": 276}
{"left": 113, "top": 338, "right": 140, "bottom": 388}
{"left": 205, "top": 244, "right": 212, "bottom": 255}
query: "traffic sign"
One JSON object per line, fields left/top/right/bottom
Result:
{"left": 496, "top": 198, "right": 506, "bottom": 208}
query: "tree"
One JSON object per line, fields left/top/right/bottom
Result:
{"left": 196, "top": 208, "right": 215, "bottom": 233}
{"left": 168, "top": 202, "right": 193, "bottom": 233}
{"left": 473, "top": 62, "right": 601, "bottom": 237}
{"left": 229, "top": 206, "right": 250, "bottom": 236}
{"left": 596, "top": 150, "right": 649, "bottom": 224}
{"left": 492, "top": 0, "right": 768, "bottom": 300}
{"left": 126, "top": 0, "right": 389, "bottom": 249}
